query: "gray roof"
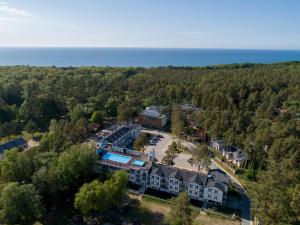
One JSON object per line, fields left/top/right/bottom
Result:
{"left": 189, "top": 173, "right": 204, "bottom": 185}
{"left": 140, "top": 106, "right": 164, "bottom": 118}
{"left": 151, "top": 165, "right": 207, "bottom": 185}
{"left": 151, "top": 166, "right": 165, "bottom": 177}
{"left": 233, "top": 150, "right": 245, "bottom": 161}
{"left": 0, "top": 137, "right": 27, "bottom": 155}
{"left": 206, "top": 169, "right": 229, "bottom": 192}
{"left": 104, "top": 127, "right": 130, "bottom": 143}
{"left": 224, "top": 145, "right": 239, "bottom": 153}
{"left": 169, "top": 170, "right": 183, "bottom": 180}
{"left": 140, "top": 109, "right": 162, "bottom": 118}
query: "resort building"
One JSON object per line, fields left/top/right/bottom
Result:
{"left": 204, "top": 170, "right": 229, "bottom": 204}
{"left": 96, "top": 145, "right": 229, "bottom": 205}
{"left": 0, "top": 137, "right": 28, "bottom": 160}
{"left": 138, "top": 106, "right": 167, "bottom": 129}
{"left": 96, "top": 123, "right": 229, "bottom": 205}
{"left": 96, "top": 146, "right": 155, "bottom": 188}
{"left": 149, "top": 165, "right": 228, "bottom": 205}
{"left": 99, "top": 123, "right": 141, "bottom": 148}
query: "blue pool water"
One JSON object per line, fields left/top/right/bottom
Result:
{"left": 132, "top": 160, "right": 145, "bottom": 167}
{"left": 0, "top": 47, "right": 300, "bottom": 67}
{"left": 103, "top": 152, "right": 132, "bottom": 164}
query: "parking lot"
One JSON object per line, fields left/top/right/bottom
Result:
{"left": 143, "top": 129, "right": 200, "bottom": 172}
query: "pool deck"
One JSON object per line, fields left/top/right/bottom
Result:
{"left": 99, "top": 151, "right": 152, "bottom": 171}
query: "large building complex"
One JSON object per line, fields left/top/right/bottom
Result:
{"left": 96, "top": 125, "right": 229, "bottom": 205}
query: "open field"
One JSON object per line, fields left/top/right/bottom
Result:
{"left": 132, "top": 195, "right": 241, "bottom": 225}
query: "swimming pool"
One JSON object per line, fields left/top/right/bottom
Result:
{"left": 132, "top": 160, "right": 145, "bottom": 167}
{"left": 102, "top": 152, "right": 132, "bottom": 164}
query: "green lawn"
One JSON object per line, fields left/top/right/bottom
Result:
{"left": 137, "top": 195, "right": 241, "bottom": 225}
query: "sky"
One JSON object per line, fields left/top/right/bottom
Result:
{"left": 0, "top": 0, "right": 300, "bottom": 49}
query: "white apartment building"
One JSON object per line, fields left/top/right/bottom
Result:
{"left": 149, "top": 165, "right": 229, "bottom": 205}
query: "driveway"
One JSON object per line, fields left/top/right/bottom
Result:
{"left": 143, "top": 129, "right": 173, "bottom": 164}
{"left": 143, "top": 129, "right": 200, "bottom": 172}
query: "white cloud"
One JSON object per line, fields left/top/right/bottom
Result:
{"left": 0, "top": 1, "right": 32, "bottom": 17}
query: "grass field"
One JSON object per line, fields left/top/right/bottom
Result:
{"left": 131, "top": 195, "right": 241, "bottom": 225}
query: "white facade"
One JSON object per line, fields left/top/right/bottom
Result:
{"left": 211, "top": 139, "right": 225, "bottom": 151}
{"left": 148, "top": 166, "right": 229, "bottom": 205}
{"left": 169, "top": 177, "right": 180, "bottom": 194}
{"left": 203, "top": 187, "right": 224, "bottom": 204}
{"left": 150, "top": 174, "right": 161, "bottom": 189}
{"left": 188, "top": 183, "right": 204, "bottom": 201}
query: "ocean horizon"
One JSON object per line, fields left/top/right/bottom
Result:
{"left": 0, "top": 47, "right": 300, "bottom": 67}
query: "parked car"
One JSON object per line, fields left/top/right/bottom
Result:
{"left": 149, "top": 139, "right": 156, "bottom": 145}
{"left": 153, "top": 135, "right": 159, "bottom": 141}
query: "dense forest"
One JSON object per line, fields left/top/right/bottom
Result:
{"left": 0, "top": 62, "right": 299, "bottom": 225}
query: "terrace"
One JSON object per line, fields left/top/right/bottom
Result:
{"left": 99, "top": 150, "right": 152, "bottom": 171}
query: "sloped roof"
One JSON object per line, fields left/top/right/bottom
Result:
{"left": 206, "top": 169, "right": 229, "bottom": 192}
{"left": 224, "top": 145, "right": 239, "bottom": 153}
{"left": 152, "top": 166, "right": 165, "bottom": 177}
{"left": 189, "top": 173, "right": 205, "bottom": 185}
{"left": 169, "top": 170, "right": 183, "bottom": 180}
{"left": 151, "top": 165, "right": 206, "bottom": 185}
{"left": 0, "top": 137, "right": 28, "bottom": 155}
{"left": 14, "top": 138, "right": 27, "bottom": 146}
{"left": 233, "top": 150, "right": 245, "bottom": 161}
{"left": 104, "top": 126, "right": 130, "bottom": 143}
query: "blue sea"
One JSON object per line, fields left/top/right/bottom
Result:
{"left": 0, "top": 47, "right": 300, "bottom": 67}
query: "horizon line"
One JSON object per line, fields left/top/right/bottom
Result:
{"left": 0, "top": 46, "right": 300, "bottom": 51}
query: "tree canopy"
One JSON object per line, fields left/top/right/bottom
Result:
{"left": 74, "top": 170, "right": 128, "bottom": 215}
{"left": 0, "top": 182, "right": 44, "bottom": 225}
{"left": 0, "top": 63, "right": 299, "bottom": 224}
{"left": 167, "top": 192, "right": 192, "bottom": 225}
